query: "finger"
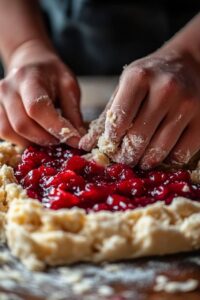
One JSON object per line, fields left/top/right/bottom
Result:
{"left": 168, "top": 122, "right": 200, "bottom": 166}
{"left": 3, "top": 92, "right": 58, "bottom": 146}
{"left": 140, "top": 109, "right": 192, "bottom": 169}
{"left": 59, "top": 74, "right": 86, "bottom": 135}
{"left": 101, "top": 67, "right": 149, "bottom": 154}
{"left": 0, "top": 104, "right": 29, "bottom": 147}
{"left": 110, "top": 85, "right": 170, "bottom": 165}
{"left": 19, "top": 79, "right": 81, "bottom": 147}
{"left": 79, "top": 87, "right": 118, "bottom": 151}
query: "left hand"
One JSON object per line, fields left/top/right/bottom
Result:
{"left": 80, "top": 48, "right": 200, "bottom": 169}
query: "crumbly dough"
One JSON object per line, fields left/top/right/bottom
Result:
{"left": 0, "top": 142, "right": 21, "bottom": 167}
{"left": 154, "top": 275, "right": 199, "bottom": 293}
{"left": 82, "top": 148, "right": 110, "bottom": 166}
{"left": 1, "top": 142, "right": 200, "bottom": 270}
{"left": 5, "top": 195, "right": 200, "bottom": 271}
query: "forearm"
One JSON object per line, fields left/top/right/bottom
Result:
{"left": 163, "top": 13, "right": 200, "bottom": 62}
{"left": 0, "top": 0, "right": 53, "bottom": 70}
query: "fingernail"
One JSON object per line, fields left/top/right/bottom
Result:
{"left": 140, "top": 162, "right": 151, "bottom": 170}
{"left": 79, "top": 136, "right": 92, "bottom": 151}
{"left": 46, "top": 139, "right": 60, "bottom": 146}
{"left": 78, "top": 126, "right": 87, "bottom": 136}
{"left": 66, "top": 136, "right": 80, "bottom": 148}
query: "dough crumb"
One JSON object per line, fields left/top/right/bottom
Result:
{"left": 103, "top": 263, "right": 122, "bottom": 272}
{"left": 72, "top": 279, "right": 93, "bottom": 294}
{"left": 59, "top": 127, "right": 80, "bottom": 143}
{"left": 106, "top": 109, "right": 117, "bottom": 127}
{"left": 0, "top": 142, "right": 21, "bottom": 167}
{"left": 83, "top": 148, "right": 110, "bottom": 166}
{"left": 154, "top": 275, "right": 199, "bottom": 293}
{"left": 113, "top": 134, "right": 145, "bottom": 165}
{"left": 97, "top": 285, "right": 114, "bottom": 296}
{"left": 60, "top": 127, "right": 70, "bottom": 135}
{"left": 0, "top": 251, "right": 11, "bottom": 264}
{"left": 98, "top": 133, "right": 118, "bottom": 155}
{"left": 191, "top": 170, "right": 200, "bottom": 184}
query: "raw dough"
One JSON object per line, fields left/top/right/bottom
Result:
{"left": 1, "top": 142, "right": 200, "bottom": 270}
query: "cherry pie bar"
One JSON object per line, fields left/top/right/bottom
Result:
{"left": 1, "top": 141, "right": 200, "bottom": 270}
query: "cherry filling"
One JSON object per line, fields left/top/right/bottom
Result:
{"left": 15, "top": 144, "right": 200, "bottom": 212}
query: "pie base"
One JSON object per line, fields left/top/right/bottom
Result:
{"left": 1, "top": 142, "right": 200, "bottom": 270}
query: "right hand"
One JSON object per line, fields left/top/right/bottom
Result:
{"left": 0, "top": 40, "right": 85, "bottom": 147}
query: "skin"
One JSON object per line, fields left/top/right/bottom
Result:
{"left": 0, "top": 0, "right": 85, "bottom": 147}
{"left": 80, "top": 14, "right": 200, "bottom": 169}
{"left": 0, "top": 2, "right": 200, "bottom": 168}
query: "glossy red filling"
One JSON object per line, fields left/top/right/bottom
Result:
{"left": 15, "top": 144, "right": 200, "bottom": 212}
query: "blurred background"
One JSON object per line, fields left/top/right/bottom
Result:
{"left": 40, "top": 0, "right": 200, "bottom": 75}
{"left": 0, "top": 0, "right": 199, "bottom": 120}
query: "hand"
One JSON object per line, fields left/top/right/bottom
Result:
{"left": 80, "top": 49, "right": 200, "bottom": 169}
{"left": 0, "top": 41, "right": 85, "bottom": 147}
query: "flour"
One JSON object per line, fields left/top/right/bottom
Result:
{"left": 112, "top": 134, "right": 145, "bottom": 165}
{"left": 154, "top": 275, "right": 199, "bottom": 293}
{"left": 35, "top": 94, "right": 50, "bottom": 103}
{"left": 171, "top": 149, "right": 191, "bottom": 165}
{"left": 82, "top": 148, "right": 110, "bottom": 166}
{"left": 106, "top": 109, "right": 118, "bottom": 127}
{"left": 98, "top": 133, "right": 118, "bottom": 155}
{"left": 141, "top": 147, "right": 168, "bottom": 170}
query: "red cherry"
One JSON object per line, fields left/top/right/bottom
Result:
{"left": 15, "top": 161, "right": 35, "bottom": 179}
{"left": 145, "top": 171, "right": 169, "bottom": 186}
{"left": 92, "top": 203, "right": 110, "bottom": 212}
{"left": 15, "top": 143, "right": 200, "bottom": 213}
{"left": 64, "top": 156, "right": 88, "bottom": 172}
{"left": 22, "top": 169, "right": 41, "bottom": 189}
{"left": 106, "top": 194, "right": 134, "bottom": 211}
{"left": 133, "top": 196, "right": 156, "bottom": 207}
{"left": 169, "top": 170, "right": 191, "bottom": 182}
{"left": 79, "top": 185, "right": 108, "bottom": 203}
{"left": 149, "top": 185, "right": 169, "bottom": 200}
{"left": 22, "top": 146, "right": 51, "bottom": 165}
{"left": 118, "top": 178, "right": 144, "bottom": 196}
{"left": 84, "top": 161, "right": 105, "bottom": 177}
{"left": 27, "top": 189, "right": 39, "bottom": 199}
{"left": 165, "top": 195, "right": 175, "bottom": 205}
{"left": 106, "top": 164, "right": 135, "bottom": 180}
{"left": 49, "top": 189, "right": 79, "bottom": 209}
{"left": 168, "top": 181, "right": 192, "bottom": 197}
{"left": 46, "top": 170, "right": 85, "bottom": 190}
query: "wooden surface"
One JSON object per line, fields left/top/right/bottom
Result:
{"left": 1, "top": 247, "right": 200, "bottom": 300}
{"left": 1, "top": 77, "right": 200, "bottom": 300}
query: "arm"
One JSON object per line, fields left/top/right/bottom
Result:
{"left": 164, "top": 13, "right": 200, "bottom": 64}
{"left": 80, "top": 13, "right": 200, "bottom": 168}
{"left": 0, "top": 0, "right": 52, "bottom": 68}
{"left": 0, "top": 0, "right": 85, "bottom": 147}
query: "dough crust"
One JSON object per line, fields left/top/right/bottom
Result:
{"left": 0, "top": 142, "right": 200, "bottom": 270}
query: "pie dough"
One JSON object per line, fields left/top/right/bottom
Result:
{"left": 1, "top": 142, "right": 200, "bottom": 270}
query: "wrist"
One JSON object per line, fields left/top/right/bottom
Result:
{"left": 5, "top": 38, "right": 58, "bottom": 73}
{"left": 156, "top": 38, "right": 200, "bottom": 69}
{"left": 159, "top": 20, "right": 200, "bottom": 66}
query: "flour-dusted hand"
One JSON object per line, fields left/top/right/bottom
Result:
{"left": 0, "top": 43, "right": 85, "bottom": 147}
{"left": 103, "top": 50, "right": 200, "bottom": 168}
{"left": 80, "top": 14, "right": 200, "bottom": 169}
{"left": 0, "top": 1, "right": 85, "bottom": 147}
{"left": 79, "top": 87, "right": 118, "bottom": 151}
